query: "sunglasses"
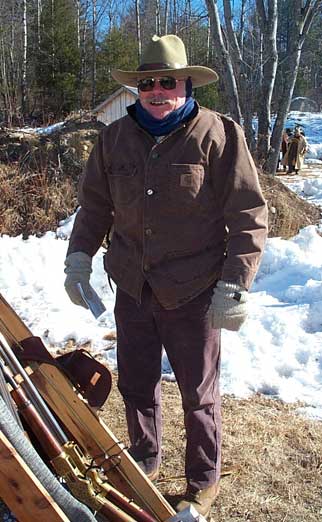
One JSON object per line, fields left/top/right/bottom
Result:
{"left": 137, "top": 76, "right": 179, "bottom": 92}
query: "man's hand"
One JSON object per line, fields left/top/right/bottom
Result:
{"left": 209, "top": 280, "right": 248, "bottom": 331}
{"left": 64, "top": 252, "right": 93, "bottom": 308}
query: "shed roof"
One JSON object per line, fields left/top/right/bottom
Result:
{"left": 93, "top": 86, "right": 138, "bottom": 113}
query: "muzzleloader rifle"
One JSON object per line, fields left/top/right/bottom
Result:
{"left": 0, "top": 293, "right": 207, "bottom": 522}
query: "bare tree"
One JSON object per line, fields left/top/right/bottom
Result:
{"left": 21, "top": 0, "right": 27, "bottom": 117}
{"left": 164, "top": 0, "right": 170, "bottom": 34}
{"left": 0, "top": 1, "right": 22, "bottom": 124}
{"left": 74, "top": 0, "right": 81, "bottom": 49}
{"left": 91, "top": 0, "right": 97, "bottom": 107}
{"left": 0, "top": 37, "right": 14, "bottom": 125}
{"left": 135, "top": 0, "right": 142, "bottom": 59}
{"left": 51, "top": 0, "right": 55, "bottom": 79}
{"left": 173, "top": 0, "right": 178, "bottom": 35}
{"left": 255, "top": 0, "right": 278, "bottom": 160}
{"left": 206, "top": 14, "right": 211, "bottom": 63}
{"left": 266, "top": 0, "right": 322, "bottom": 174}
{"left": 205, "top": 0, "right": 242, "bottom": 124}
{"left": 155, "top": 0, "right": 161, "bottom": 35}
{"left": 205, "top": 0, "right": 322, "bottom": 174}
{"left": 37, "top": 0, "right": 42, "bottom": 50}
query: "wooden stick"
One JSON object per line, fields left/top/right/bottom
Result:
{"left": 0, "top": 431, "right": 69, "bottom": 522}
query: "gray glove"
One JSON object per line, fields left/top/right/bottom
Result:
{"left": 209, "top": 280, "right": 248, "bottom": 331}
{"left": 64, "top": 251, "right": 93, "bottom": 308}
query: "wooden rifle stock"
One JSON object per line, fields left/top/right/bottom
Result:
{"left": 9, "top": 378, "right": 63, "bottom": 460}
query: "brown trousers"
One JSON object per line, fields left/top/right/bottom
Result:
{"left": 115, "top": 282, "right": 221, "bottom": 491}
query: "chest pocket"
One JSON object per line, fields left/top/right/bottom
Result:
{"left": 108, "top": 163, "right": 138, "bottom": 206}
{"left": 168, "top": 164, "right": 205, "bottom": 213}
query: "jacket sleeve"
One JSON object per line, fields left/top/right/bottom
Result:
{"left": 212, "top": 118, "right": 268, "bottom": 290}
{"left": 67, "top": 131, "right": 114, "bottom": 257}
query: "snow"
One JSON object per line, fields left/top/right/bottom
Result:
{"left": 20, "top": 121, "right": 65, "bottom": 135}
{"left": 1, "top": 112, "right": 322, "bottom": 422}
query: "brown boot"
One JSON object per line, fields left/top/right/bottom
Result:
{"left": 135, "top": 460, "right": 159, "bottom": 481}
{"left": 175, "top": 482, "right": 220, "bottom": 517}
{"left": 146, "top": 468, "right": 159, "bottom": 481}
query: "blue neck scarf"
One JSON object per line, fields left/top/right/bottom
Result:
{"left": 134, "top": 96, "right": 196, "bottom": 136}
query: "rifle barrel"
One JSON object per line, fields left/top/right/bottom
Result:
{"left": 8, "top": 375, "right": 63, "bottom": 459}
{"left": 98, "top": 496, "right": 139, "bottom": 522}
{"left": 0, "top": 333, "right": 68, "bottom": 444}
{"left": 97, "top": 478, "right": 158, "bottom": 522}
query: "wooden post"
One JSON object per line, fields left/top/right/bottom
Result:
{"left": 0, "top": 431, "right": 69, "bottom": 522}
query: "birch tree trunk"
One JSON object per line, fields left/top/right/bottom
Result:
{"left": 74, "top": 0, "right": 80, "bottom": 49}
{"left": 184, "top": 0, "right": 192, "bottom": 62}
{"left": 155, "top": 0, "right": 161, "bottom": 36}
{"left": 239, "top": 0, "right": 246, "bottom": 55}
{"left": 206, "top": 15, "right": 211, "bottom": 63}
{"left": 173, "top": 0, "right": 178, "bottom": 35}
{"left": 205, "top": 0, "right": 242, "bottom": 124}
{"left": 135, "top": 0, "right": 141, "bottom": 60}
{"left": 91, "top": 0, "right": 96, "bottom": 108}
{"left": 21, "top": 0, "right": 27, "bottom": 118}
{"left": 0, "top": 38, "right": 13, "bottom": 125}
{"left": 223, "top": 0, "right": 256, "bottom": 148}
{"left": 255, "top": 0, "right": 278, "bottom": 162}
{"left": 51, "top": 0, "right": 55, "bottom": 80}
{"left": 37, "top": 0, "right": 42, "bottom": 50}
{"left": 163, "top": 0, "right": 169, "bottom": 35}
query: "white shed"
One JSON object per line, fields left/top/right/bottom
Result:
{"left": 93, "top": 86, "right": 138, "bottom": 125}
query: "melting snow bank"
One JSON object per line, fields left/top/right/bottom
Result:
{"left": 281, "top": 175, "right": 322, "bottom": 211}
{"left": 0, "top": 226, "right": 322, "bottom": 421}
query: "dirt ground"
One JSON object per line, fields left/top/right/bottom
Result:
{"left": 100, "top": 373, "right": 322, "bottom": 522}
{"left": 1, "top": 373, "right": 321, "bottom": 522}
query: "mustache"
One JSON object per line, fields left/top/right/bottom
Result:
{"left": 145, "top": 96, "right": 170, "bottom": 103}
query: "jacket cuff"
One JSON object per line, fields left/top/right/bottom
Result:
{"left": 221, "top": 265, "right": 258, "bottom": 290}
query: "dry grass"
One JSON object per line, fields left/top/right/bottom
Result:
{"left": 1, "top": 122, "right": 321, "bottom": 240}
{"left": 0, "top": 164, "right": 77, "bottom": 237}
{"left": 101, "top": 373, "right": 322, "bottom": 522}
{"left": 259, "top": 172, "right": 321, "bottom": 239}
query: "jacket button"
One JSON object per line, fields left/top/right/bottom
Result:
{"left": 145, "top": 228, "right": 152, "bottom": 236}
{"left": 143, "top": 264, "right": 150, "bottom": 271}
{"left": 146, "top": 188, "right": 154, "bottom": 196}
{"left": 151, "top": 152, "right": 159, "bottom": 159}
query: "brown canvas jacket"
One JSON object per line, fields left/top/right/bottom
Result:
{"left": 67, "top": 105, "right": 268, "bottom": 309}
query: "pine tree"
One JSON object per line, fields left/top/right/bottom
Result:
{"left": 35, "top": 0, "right": 80, "bottom": 119}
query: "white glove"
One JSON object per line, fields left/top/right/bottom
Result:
{"left": 209, "top": 280, "right": 248, "bottom": 331}
{"left": 64, "top": 252, "right": 92, "bottom": 308}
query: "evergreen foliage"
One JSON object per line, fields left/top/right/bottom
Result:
{"left": 35, "top": 0, "right": 80, "bottom": 117}
{"left": 0, "top": 0, "right": 321, "bottom": 125}
{"left": 96, "top": 27, "right": 138, "bottom": 103}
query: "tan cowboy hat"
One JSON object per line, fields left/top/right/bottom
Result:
{"left": 111, "top": 34, "right": 218, "bottom": 88}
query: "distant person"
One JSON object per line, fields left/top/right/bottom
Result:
{"left": 284, "top": 126, "right": 308, "bottom": 174}
{"left": 64, "top": 34, "right": 268, "bottom": 517}
{"left": 279, "top": 128, "right": 292, "bottom": 171}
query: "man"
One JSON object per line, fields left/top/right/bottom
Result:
{"left": 279, "top": 128, "right": 292, "bottom": 171}
{"left": 284, "top": 126, "right": 308, "bottom": 174}
{"left": 64, "top": 35, "right": 268, "bottom": 517}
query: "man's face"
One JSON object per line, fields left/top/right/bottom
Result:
{"left": 138, "top": 76, "right": 186, "bottom": 120}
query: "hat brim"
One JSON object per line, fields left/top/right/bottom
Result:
{"left": 111, "top": 65, "right": 218, "bottom": 88}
